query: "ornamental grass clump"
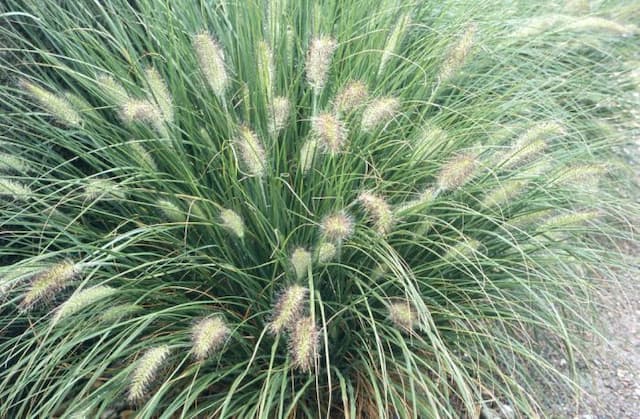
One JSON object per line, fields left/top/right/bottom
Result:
{"left": 0, "top": 0, "right": 638, "bottom": 417}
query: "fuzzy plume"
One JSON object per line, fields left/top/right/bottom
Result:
{"left": 193, "top": 33, "right": 228, "bottom": 98}
{"left": 379, "top": 13, "right": 411, "bottom": 76}
{"left": 257, "top": 40, "right": 275, "bottom": 97}
{"left": 21, "top": 80, "right": 81, "bottom": 126}
{"left": 306, "top": 36, "right": 337, "bottom": 92}
{"left": 158, "top": 199, "right": 184, "bottom": 223}
{"left": 358, "top": 191, "right": 394, "bottom": 235}
{"left": 439, "top": 22, "right": 477, "bottom": 82}
{"left": 100, "top": 303, "right": 142, "bottom": 322}
{"left": 333, "top": 80, "right": 369, "bottom": 113}
{"left": 0, "top": 180, "right": 33, "bottom": 204}
{"left": 119, "top": 99, "right": 165, "bottom": 134}
{"left": 321, "top": 212, "right": 354, "bottom": 242}
{"left": 541, "top": 210, "right": 600, "bottom": 229}
{"left": 552, "top": 164, "right": 608, "bottom": 187}
{"left": 289, "top": 316, "right": 319, "bottom": 373}
{"left": 0, "top": 153, "right": 29, "bottom": 173}
{"left": 483, "top": 180, "right": 527, "bottom": 208}
{"left": 191, "top": 316, "right": 230, "bottom": 361}
{"left": 129, "top": 142, "right": 158, "bottom": 171}
{"left": 311, "top": 112, "right": 348, "bottom": 154}
{"left": 20, "top": 260, "right": 81, "bottom": 310}
{"left": 128, "top": 345, "right": 171, "bottom": 402}
{"left": 436, "top": 153, "right": 477, "bottom": 191}
{"left": 83, "top": 179, "right": 125, "bottom": 201}
{"left": 361, "top": 97, "right": 400, "bottom": 133}
{"left": 220, "top": 208, "right": 245, "bottom": 239}
{"left": 316, "top": 242, "right": 337, "bottom": 264}
{"left": 269, "top": 96, "right": 290, "bottom": 135}
{"left": 145, "top": 67, "right": 173, "bottom": 123}
{"left": 290, "top": 247, "right": 311, "bottom": 280}
{"left": 97, "top": 74, "right": 129, "bottom": 105}
{"left": 52, "top": 286, "right": 116, "bottom": 325}
{"left": 444, "top": 237, "right": 482, "bottom": 261}
{"left": 299, "top": 139, "right": 318, "bottom": 173}
{"left": 234, "top": 125, "right": 266, "bottom": 177}
{"left": 269, "top": 284, "right": 308, "bottom": 334}
{"left": 388, "top": 300, "right": 418, "bottom": 332}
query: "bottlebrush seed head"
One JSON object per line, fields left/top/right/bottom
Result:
{"left": 52, "top": 285, "right": 116, "bottom": 325}
{"left": 20, "top": 260, "right": 81, "bottom": 310}
{"left": 191, "top": 316, "right": 230, "bottom": 361}
{"left": 129, "top": 142, "right": 158, "bottom": 171}
{"left": 0, "top": 179, "right": 32, "bottom": 201}
{"left": 269, "top": 284, "right": 308, "bottom": 334}
{"left": 119, "top": 99, "right": 164, "bottom": 134}
{"left": 316, "top": 242, "right": 337, "bottom": 264}
{"left": 439, "top": 22, "right": 477, "bottom": 82}
{"left": 100, "top": 303, "right": 142, "bottom": 322}
{"left": 97, "top": 74, "right": 129, "bottom": 105}
{"left": 269, "top": 96, "right": 290, "bottom": 135}
{"left": 379, "top": 13, "right": 411, "bottom": 76}
{"left": 128, "top": 345, "right": 171, "bottom": 403}
{"left": 482, "top": 180, "right": 527, "bottom": 208}
{"left": 83, "top": 179, "right": 125, "bottom": 201}
{"left": 257, "top": 40, "right": 275, "bottom": 96}
{"left": 358, "top": 191, "right": 395, "bottom": 235}
{"left": 21, "top": 80, "right": 81, "bottom": 127}
{"left": 388, "top": 300, "right": 418, "bottom": 332}
{"left": 290, "top": 247, "right": 311, "bottom": 280}
{"left": 299, "top": 139, "right": 318, "bottom": 173}
{"left": 436, "top": 153, "right": 477, "bottom": 191}
{"left": 158, "top": 199, "right": 184, "bottom": 223}
{"left": 193, "top": 33, "right": 228, "bottom": 98}
{"left": 220, "top": 208, "right": 245, "bottom": 239}
{"left": 361, "top": 97, "right": 400, "bottom": 133}
{"left": 0, "top": 152, "right": 29, "bottom": 173}
{"left": 289, "top": 316, "right": 319, "bottom": 373}
{"left": 306, "top": 36, "right": 337, "bottom": 92}
{"left": 333, "top": 80, "right": 368, "bottom": 113}
{"left": 321, "top": 212, "right": 354, "bottom": 242}
{"left": 311, "top": 112, "right": 348, "bottom": 155}
{"left": 235, "top": 125, "right": 266, "bottom": 177}
{"left": 144, "top": 67, "right": 173, "bottom": 123}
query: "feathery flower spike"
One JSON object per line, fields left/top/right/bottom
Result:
{"left": 289, "top": 316, "right": 319, "bottom": 372}
{"left": 0, "top": 179, "right": 32, "bottom": 200}
{"left": 220, "top": 208, "right": 245, "bottom": 239}
{"left": 20, "top": 260, "right": 81, "bottom": 310}
{"left": 316, "top": 242, "right": 337, "bottom": 264}
{"left": 333, "top": 80, "right": 368, "bottom": 113}
{"left": 306, "top": 36, "right": 337, "bottom": 93}
{"left": 0, "top": 153, "right": 29, "bottom": 173}
{"left": 193, "top": 33, "right": 228, "bottom": 98}
{"left": 128, "top": 345, "right": 171, "bottom": 402}
{"left": 361, "top": 97, "right": 400, "bottom": 133}
{"left": 439, "top": 22, "right": 477, "bottom": 82}
{"left": 269, "top": 284, "right": 308, "bottom": 334}
{"left": 321, "top": 212, "right": 354, "bottom": 243}
{"left": 358, "top": 191, "right": 394, "bottom": 235}
{"left": 97, "top": 74, "right": 129, "bottom": 105}
{"left": 299, "top": 139, "right": 318, "bottom": 173}
{"left": 269, "top": 96, "right": 290, "bottom": 135}
{"left": 52, "top": 286, "right": 116, "bottom": 325}
{"left": 21, "top": 80, "right": 81, "bottom": 126}
{"left": 388, "top": 300, "right": 418, "bottom": 332}
{"left": 191, "top": 316, "right": 230, "bottom": 361}
{"left": 145, "top": 67, "right": 173, "bottom": 123}
{"left": 436, "top": 153, "right": 477, "bottom": 192}
{"left": 311, "top": 113, "right": 348, "bottom": 155}
{"left": 379, "top": 13, "right": 411, "bottom": 76}
{"left": 290, "top": 247, "right": 311, "bottom": 280}
{"left": 235, "top": 125, "right": 266, "bottom": 177}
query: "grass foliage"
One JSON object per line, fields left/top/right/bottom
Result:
{"left": 0, "top": 0, "right": 639, "bottom": 417}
